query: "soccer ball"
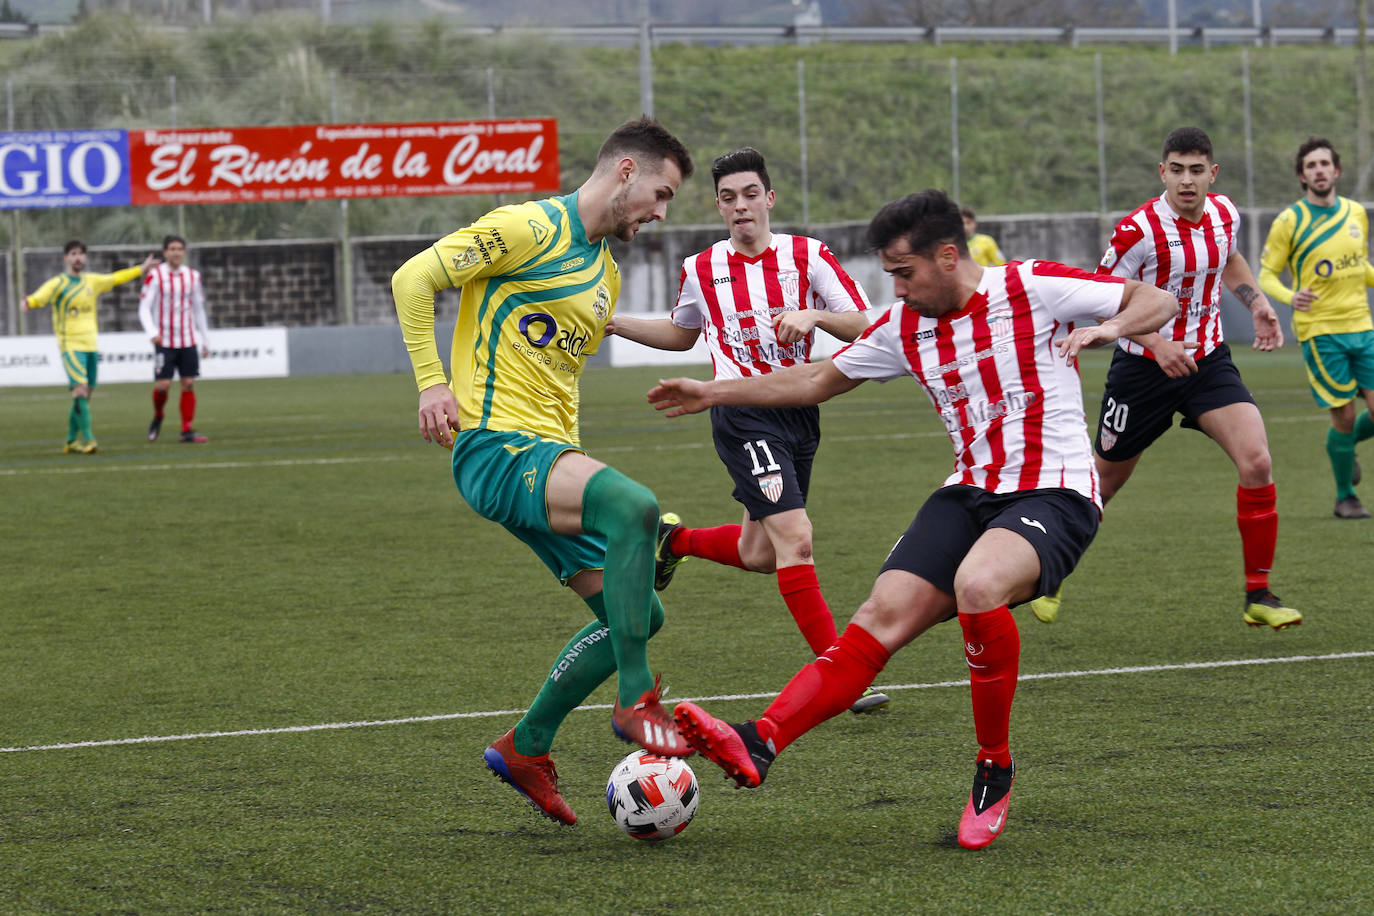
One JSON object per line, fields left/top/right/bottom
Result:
{"left": 605, "top": 749, "right": 699, "bottom": 841}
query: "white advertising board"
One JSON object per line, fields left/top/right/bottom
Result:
{"left": 0, "top": 328, "right": 289, "bottom": 387}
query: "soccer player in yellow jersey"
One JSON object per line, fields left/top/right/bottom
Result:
{"left": 961, "top": 206, "right": 1006, "bottom": 266}
{"left": 392, "top": 117, "right": 695, "bottom": 826}
{"left": 1259, "top": 137, "right": 1374, "bottom": 519}
{"left": 26, "top": 239, "right": 157, "bottom": 454}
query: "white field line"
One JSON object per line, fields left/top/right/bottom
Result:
{"left": 3, "top": 650, "right": 1368, "bottom": 755}
{"left": 0, "top": 455, "right": 409, "bottom": 476}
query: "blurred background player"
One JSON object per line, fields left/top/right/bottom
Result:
{"left": 392, "top": 116, "right": 695, "bottom": 826}
{"left": 1258, "top": 137, "right": 1374, "bottom": 520}
{"left": 961, "top": 206, "right": 1006, "bottom": 266}
{"left": 26, "top": 239, "right": 157, "bottom": 454}
{"left": 652, "top": 189, "right": 1179, "bottom": 850}
{"left": 607, "top": 147, "right": 889, "bottom": 713}
{"left": 1030, "top": 127, "right": 1300, "bottom": 631}
{"left": 140, "top": 234, "right": 211, "bottom": 444}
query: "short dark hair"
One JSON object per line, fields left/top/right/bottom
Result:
{"left": 866, "top": 190, "right": 969, "bottom": 258}
{"left": 711, "top": 147, "right": 770, "bottom": 193}
{"left": 597, "top": 116, "right": 694, "bottom": 180}
{"left": 1163, "top": 126, "right": 1213, "bottom": 161}
{"left": 1295, "top": 136, "right": 1340, "bottom": 183}
{"left": 162, "top": 234, "right": 186, "bottom": 250}
{"left": 63, "top": 239, "right": 86, "bottom": 255}
{"left": 959, "top": 206, "right": 976, "bottom": 221}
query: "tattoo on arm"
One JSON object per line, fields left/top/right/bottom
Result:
{"left": 1234, "top": 283, "right": 1259, "bottom": 308}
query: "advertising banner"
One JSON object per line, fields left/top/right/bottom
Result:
{"left": 0, "top": 129, "right": 131, "bottom": 210}
{"left": 127, "top": 119, "right": 559, "bottom": 206}
{"left": 0, "top": 328, "right": 289, "bottom": 387}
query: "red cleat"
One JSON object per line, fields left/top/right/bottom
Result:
{"left": 672, "top": 702, "right": 773, "bottom": 788}
{"left": 482, "top": 729, "right": 577, "bottom": 825}
{"left": 957, "top": 758, "right": 1015, "bottom": 850}
{"left": 611, "top": 675, "right": 692, "bottom": 758}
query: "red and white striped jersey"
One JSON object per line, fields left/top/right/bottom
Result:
{"left": 671, "top": 233, "right": 870, "bottom": 380}
{"left": 1097, "top": 192, "right": 1239, "bottom": 359}
{"left": 138, "top": 263, "right": 210, "bottom": 349}
{"left": 833, "top": 261, "right": 1125, "bottom": 507}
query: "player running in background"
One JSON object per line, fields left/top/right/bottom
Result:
{"left": 1030, "top": 126, "right": 1300, "bottom": 631}
{"left": 607, "top": 147, "right": 889, "bottom": 714}
{"left": 392, "top": 117, "right": 695, "bottom": 827}
{"left": 139, "top": 234, "right": 211, "bottom": 444}
{"left": 651, "top": 189, "right": 1179, "bottom": 850}
{"left": 961, "top": 206, "right": 1006, "bottom": 267}
{"left": 1258, "top": 137, "right": 1374, "bottom": 520}
{"left": 26, "top": 240, "right": 157, "bottom": 454}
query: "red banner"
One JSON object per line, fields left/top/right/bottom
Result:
{"left": 127, "top": 118, "right": 559, "bottom": 206}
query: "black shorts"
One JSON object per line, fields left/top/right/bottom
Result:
{"left": 880, "top": 485, "right": 1100, "bottom": 616}
{"left": 154, "top": 346, "right": 200, "bottom": 381}
{"left": 710, "top": 404, "right": 820, "bottom": 520}
{"left": 1094, "top": 342, "right": 1255, "bottom": 462}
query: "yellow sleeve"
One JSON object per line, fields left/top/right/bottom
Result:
{"left": 1258, "top": 211, "right": 1295, "bottom": 306}
{"left": 88, "top": 266, "right": 144, "bottom": 295}
{"left": 391, "top": 248, "right": 454, "bottom": 393}
{"left": 25, "top": 274, "right": 61, "bottom": 309}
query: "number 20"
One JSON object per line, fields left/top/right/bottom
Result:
{"left": 1102, "top": 397, "right": 1128, "bottom": 433}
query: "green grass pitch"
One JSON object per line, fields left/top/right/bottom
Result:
{"left": 2, "top": 350, "right": 1371, "bottom": 914}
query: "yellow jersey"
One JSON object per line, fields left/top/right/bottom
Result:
{"left": 967, "top": 232, "right": 1006, "bottom": 267}
{"left": 26, "top": 266, "right": 144, "bottom": 352}
{"left": 392, "top": 192, "right": 619, "bottom": 446}
{"left": 1259, "top": 195, "right": 1374, "bottom": 341}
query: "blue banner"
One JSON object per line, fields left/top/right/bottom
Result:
{"left": 0, "top": 128, "right": 131, "bottom": 209}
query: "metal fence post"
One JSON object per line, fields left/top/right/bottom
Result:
{"left": 8, "top": 77, "right": 22, "bottom": 336}
{"left": 1095, "top": 52, "right": 1107, "bottom": 215}
{"left": 639, "top": 15, "right": 653, "bottom": 116}
{"left": 1241, "top": 48, "right": 1259, "bottom": 260}
{"left": 171, "top": 73, "right": 186, "bottom": 238}
{"left": 331, "top": 72, "right": 354, "bottom": 325}
{"left": 950, "top": 57, "right": 959, "bottom": 202}
{"left": 798, "top": 59, "right": 810, "bottom": 228}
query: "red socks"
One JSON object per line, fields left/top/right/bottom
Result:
{"left": 776, "top": 564, "right": 838, "bottom": 656}
{"left": 757, "top": 623, "right": 890, "bottom": 752}
{"left": 179, "top": 390, "right": 196, "bottom": 432}
{"left": 671, "top": 524, "right": 747, "bottom": 569}
{"left": 1236, "top": 483, "right": 1277, "bottom": 592}
{"left": 958, "top": 607, "right": 1019, "bottom": 768}
{"left": 152, "top": 388, "right": 168, "bottom": 419}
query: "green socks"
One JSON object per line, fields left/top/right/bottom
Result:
{"left": 579, "top": 466, "right": 660, "bottom": 707}
{"left": 514, "top": 592, "right": 665, "bottom": 756}
{"left": 1327, "top": 426, "right": 1358, "bottom": 499}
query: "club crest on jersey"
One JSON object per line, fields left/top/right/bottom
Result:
{"left": 593, "top": 284, "right": 610, "bottom": 320}
{"left": 454, "top": 247, "right": 482, "bottom": 270}
{"left": 758, "top": 473, "right": 784, "bottom": 503}
{"left": 1100, "top": 429, "right": 1118, "bottom": 451}
{"left": 1351, "top": 223, "right": 1363, "bottom": 240}
{"left": 777, "top": 269, "right": 800, "bottom": 297}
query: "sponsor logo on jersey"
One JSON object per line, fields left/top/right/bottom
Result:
{"left": 560, "top": 256, "right": 585, "bottom": 271}
{"left": 522, "top": 468, "right": 538, "bottom": 492}
{"left": 528, "top": 219, "right": 549, "bottom": 245}
{"left": 758, "top": 473, "right": 783, "bottom": 503}
{"left": 711, "top": 275, "right": 737, "bottom": 286}
{"left": 1100, "top": 248, "right": 1119, "bottom": 270}
{"left": 518, "top": 311, "right": 592, "bottom": 357}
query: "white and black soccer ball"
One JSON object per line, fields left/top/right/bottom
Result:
{"left": 605, "top": 749, "right": 699, "bottom": 841}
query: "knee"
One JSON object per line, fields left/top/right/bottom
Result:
{"left": 953, "top": 571, "right": 1004, "bottom": 615}
{"left": 1238, "top": 449, "right": 1273, "bottom": 486}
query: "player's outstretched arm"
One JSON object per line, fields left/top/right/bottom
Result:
{"left": 649, "top": 359, "right": 861, "bottom": 417}
{"left": 1223, "top": 252, "right": 1284, "bottom": 350}
{"left": 1057, "top": 280, "right": 1179, "bottom": 364}
{"left": 606, "top": 315, "right": 701, "bottom": 351}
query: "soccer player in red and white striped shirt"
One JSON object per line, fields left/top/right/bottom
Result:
{"left": 1031, "top": 127, "right": 1300, "bottom": 630}
{"left": 139, "top": 234, "right": 211, "bottom": 444}
{"left": 609, "top": 148, "right": 887, "bottom": 712}
{"left": 652, "top": 189, "right": 1178, "bottom": 850}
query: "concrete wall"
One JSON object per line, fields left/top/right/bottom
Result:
{"left": 4, "top": 208, "right": 1300, "bottom": 350}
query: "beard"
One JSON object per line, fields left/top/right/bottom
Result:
{"left": 608, "top": 187, "right": 640, "bottom": 242}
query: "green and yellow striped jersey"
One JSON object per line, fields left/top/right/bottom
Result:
{"left": 1259, "top": 195, "right": 1374, "bottom": 341}
{"left": 26, "top": 267, "right": 144, "bottom": 351}
{"left": 393, "top": 191, "right": 619, "bottom": 446}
